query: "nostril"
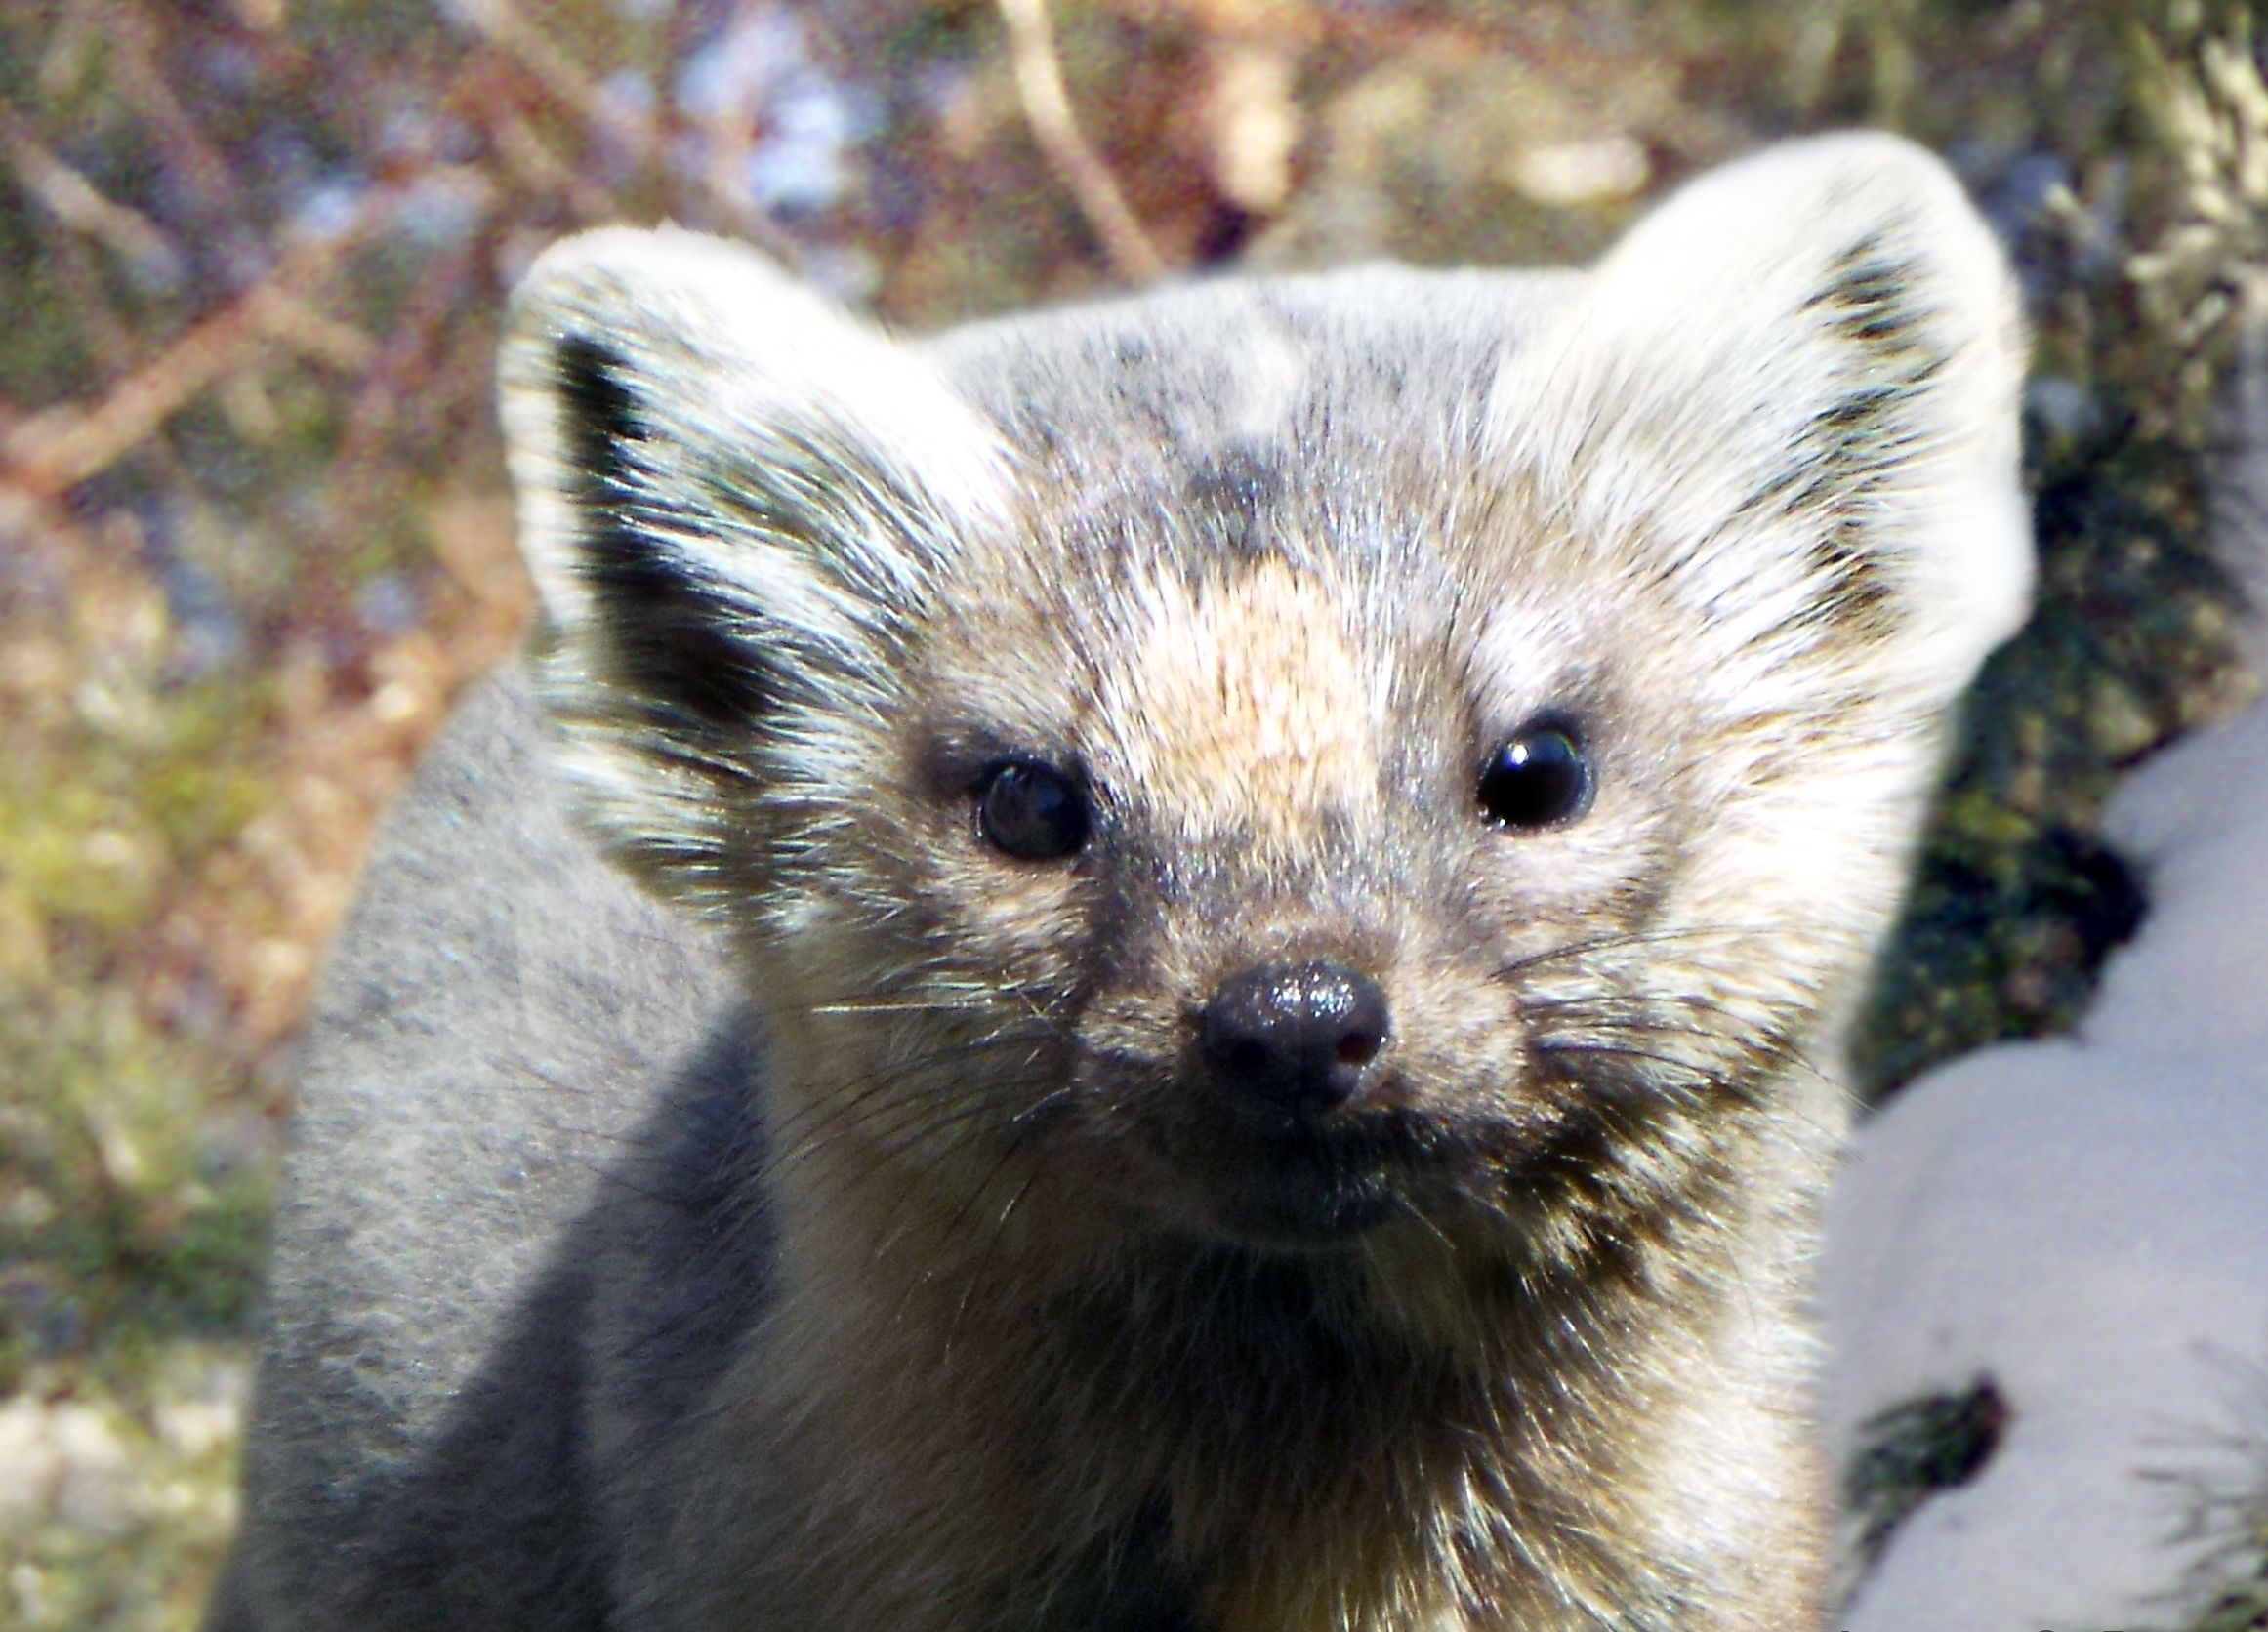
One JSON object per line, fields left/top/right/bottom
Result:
{"left": 1335, "top": 1029, "right": 1381, "bottom": 1069}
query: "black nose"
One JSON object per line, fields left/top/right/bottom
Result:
{"left": 1201, "top": 959, "right": 1390, "bottom": 1116}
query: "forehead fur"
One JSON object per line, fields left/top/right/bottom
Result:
{"left": 920, "top": 266, "right": 1572, "bottom": 714}
{"left": 1101, "top": 559, "right": 1382, "bottom": 844}
{"left": 928, "top": 265, "right": 1577, "bottom": 514}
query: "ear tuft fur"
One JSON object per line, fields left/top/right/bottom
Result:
{"left": 549, "top": 334, "right": 775, "bottom": 730}
{"left": 495, "top": 227, "right": 1013, "bottom": 903}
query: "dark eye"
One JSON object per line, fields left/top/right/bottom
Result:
{"left": 1477, "top": 722, "right": 1592, "bottom": 830}
{"left": 977, "top": 760, "right": 1090, "bottom": 861}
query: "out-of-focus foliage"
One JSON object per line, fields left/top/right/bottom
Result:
{"left": 0, "top": 1, "right": 2259, "bottom": 1626}
{"left": 1844, "top": 1, "right": 2262, "bottom": 1094}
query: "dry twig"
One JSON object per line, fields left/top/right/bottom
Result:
{"left": 1, "top": 220, "right": 378, "bottom": 500}
{"left": 996, "top": 0, "right": 1168, "bottom": 282}
{"left": 447, "top": 0, "right": 798, "bottom": 258}
{"left": 0, "top": 103, "right": 178, "bottom": 273}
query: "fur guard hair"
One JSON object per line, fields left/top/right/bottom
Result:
{"left": 210, "top": 134, "right": 2030, "bottom": 1632}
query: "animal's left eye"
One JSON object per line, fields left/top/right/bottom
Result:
{"left": 976, "top": 760, "right": 1090, "bottom": 861}
{"left": 1477, "top": 722, "right": 1592, "bottom": 830}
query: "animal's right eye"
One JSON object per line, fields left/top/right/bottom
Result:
{"left": 1477, "top": 721, "right": 1592, "bottom": 831}
{"left": 976, "top": 760, "right": 1090, "bottom": 861}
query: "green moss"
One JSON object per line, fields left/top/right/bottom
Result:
{"left": 0, "top": 987, "right": 271, "bottom": 1400}
{"left": 1852, "top": 405, "right": 2244, "bottom": 1098}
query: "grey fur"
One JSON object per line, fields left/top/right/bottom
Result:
{"left": 214, "top": 136, "right": 2030, "bottom": 1631}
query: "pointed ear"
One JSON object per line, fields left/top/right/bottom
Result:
{"left": 1489, "top": 133, "right": 2032, "bottom": 705}
{"left": 496, "top": 227, "right": 1011, "bottom": 896}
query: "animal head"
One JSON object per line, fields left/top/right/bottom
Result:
{"left": 497, "top": 134, "right": 2028, "bottom": 1262}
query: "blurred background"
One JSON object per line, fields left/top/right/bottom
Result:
{"left": 1, "top": 0, "right": 2262, "bottom": 1625}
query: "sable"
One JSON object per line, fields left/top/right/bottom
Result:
{"left": 212, "top": 134, "right": 2031, "bottom": 1632}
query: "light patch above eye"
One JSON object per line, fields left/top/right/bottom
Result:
{"left": 1106, "top": 559, "right": 1380, "bottom": 840}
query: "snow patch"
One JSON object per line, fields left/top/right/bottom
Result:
{"left": 1826, "top": 700, "right": 2268, "bottom": 1630}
